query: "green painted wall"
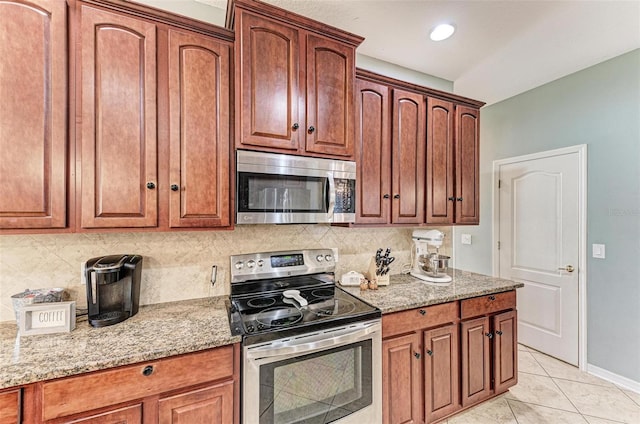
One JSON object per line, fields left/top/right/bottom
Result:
{"left": 454, "top": 49, "right": 640, "bottom": 383}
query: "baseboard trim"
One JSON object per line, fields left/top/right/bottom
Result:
{"left": 587, "top": 363, "right": 640, "bottom": 394}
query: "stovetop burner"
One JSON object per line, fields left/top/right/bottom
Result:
{"left": 228, "top": 249, "right": 381, "bottom": 345}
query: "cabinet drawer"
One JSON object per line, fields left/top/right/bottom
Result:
{"left": 42, "top": 345, "right": 234, "bottom": 421}
{"left": 382, "top": 302, "right": 457, "bottom": 338}
{"left": 460, "top": 291, "right": 516, "bottom": 320}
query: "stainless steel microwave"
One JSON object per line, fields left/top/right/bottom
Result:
{"left": 236, "top": 150, "right": 356, "bottom": 224}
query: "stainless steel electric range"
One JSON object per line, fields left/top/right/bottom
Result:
{"left": 228, "top": 248, "right": 382, "bottom": 424}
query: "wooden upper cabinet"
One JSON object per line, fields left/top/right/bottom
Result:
{"left": 234, "top": 3, "right": 359, "bottom": 159}
{"left": 236, "top": 11, "right": 300, "bottom": 151}
{"left": 304, "top": 33, "right": 354, "bottom": 157}
{"left": 78, "top": 5, "right": 158, "bottom": 228}
{"left": 455, "top": 105, "right": 480, "bottom": 224}
{"left": 391, "top": 89, "right": 425, "bottom": 224}
{"left": 355, "top": 79, "right": 390, "bottom": 224}
{"left": 0, "top": 0, "right": 67, "bottom": 229}
{"left": 426, "top": 98, "right": 455, "bottom": 224}
{"left": 168, "top": 29, "right": 230, "bottom": 228}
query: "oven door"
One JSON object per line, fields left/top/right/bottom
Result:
{"left": 243, "top": 320, "right": 382, "bottom": 424}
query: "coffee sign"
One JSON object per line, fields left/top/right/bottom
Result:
{"left": 19, "top": 301, "right": 76, "bottom": 335}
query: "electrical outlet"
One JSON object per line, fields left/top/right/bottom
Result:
{"left": 461, "top": 234, "right": 472, "bottom": 245}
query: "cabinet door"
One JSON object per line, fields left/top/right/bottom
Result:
{"left": 305, "top": 33, "right": 355, "bottom": 158}
{"left": 454, "top": 105, "right": 479, "bottom": 224}
{"left": 461, "top": 316, "right": 491, "bottom": 406}
{"left": 0, "top": 388, "right": 20, "bottom": 424}
{"left": 423, "top": 324, "right": 459, "bottom": 423}
{"left": 425, "top": 97, "right": 454, "bottom": 225}
{"left": 391, "top": 89, "right": 425, "bottom": 224}
{"left": 355, "top": 79, "right": 390, "bottom": 224}
{"left": 0, "top": 0, "right": 66, "bottom": 229}
{"left": 158, "top": 380, "right": 234, "bottom": 424}
{"left": 167, "top": 29, "right": 230, "bottom": 228}
{"left": 237, "top": 11, "right": 300, "bottom": 151}
{"left": 382, "top": 333, "right": 422, "bottom": 424}
{"left": 493, "top": 310, "right": 518, "bottom": 393}
{"left": 79, "top": 5, "right": 157, "bottom": 228}
{"left": 65, "top": 404, "right": 142, "bottom": 424}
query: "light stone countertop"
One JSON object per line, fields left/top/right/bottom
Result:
{"left": 341, "top": 268, "right": 524, "bottom": 313}
{"left": 1, "top": 269, "right": 522, "bottom": 390}
{"left": 0, "top": 296, "right": 240, "bottom": 390}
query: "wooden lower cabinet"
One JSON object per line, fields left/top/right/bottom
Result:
{"left": 424, "top": 324, "right": 459, "bottom": 423}
{"left": 158, "top": 380, "right": 234, "bottom": 424}
{"left": 0, "top": 388, "right": 20, "bottom": 424}
{"left": 382, "top": 333, "right": 422, "bottom": 424}
{"left": 382, "top": 292, "right": 518, "bottom": 424}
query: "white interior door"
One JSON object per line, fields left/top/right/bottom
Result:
{"left": 497, "top": 149, "right": 582, "bottom": 366}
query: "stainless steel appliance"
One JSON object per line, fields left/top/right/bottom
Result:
{"left": 83, "top": 254, "right": 143, "bottom": 327}
{"left": 236, "top": 150, "right": 356, "bottom": 224}
{"left": 410, "top": 229, "right": 452, "bottom": 283}
{"left": 228, "top": 249, "right": 381, "bottom": 424}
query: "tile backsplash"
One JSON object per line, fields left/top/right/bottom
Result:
{"left": 0, "top": 225, "right": 451, "bottom": 322}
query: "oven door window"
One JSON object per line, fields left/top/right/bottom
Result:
{"left": 259, "top": 340, "right": 372, "bottom": 424}
{"left": 237, "top": 172, "right": 328, "bottom": 214}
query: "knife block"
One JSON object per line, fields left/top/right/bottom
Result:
{"left": 366, "top": 257, "right": 390, "bottom": 286}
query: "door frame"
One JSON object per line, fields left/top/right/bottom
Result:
{"left": 491, "top": 144, "right": 587, "bottom": 370}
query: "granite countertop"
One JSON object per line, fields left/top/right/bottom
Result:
{"left": 0, "top": 296, "right": 240, "bottom": 390}
{"left": 341, "top": 268, "right": 524, "bottom": 314}
{"left": 1, "top": 269, "right": 522, "bottom": 390}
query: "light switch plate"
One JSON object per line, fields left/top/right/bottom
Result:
{"left": 592, "top": 244, "right": 605, "bottom": 259}
{"left": 461, "top": 234, "right": 472, "bottom": 245}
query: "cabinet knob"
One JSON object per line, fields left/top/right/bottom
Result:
{"left": 418, "top": 309, "right": 426, "bottom": 316}
{"left": 496, "top": 330, "right": 503, "bottom": 336}
{"left": 456, "top": 197, "right": 463, "bottom": 201}
{"left": 485, "top": 332, "right": 493, "bottom": 339}
{"left": 383, "top": 194, "right": 390, "bottom": 199}
{"left": 146, "top": 182, "right": 156, "bottom": 190}
{"left": 307, "top": 126, "right": 315, "bottom": 134}
{"left": 142, "top": 365, "right": 154, "bottom": 376}
{"left": 413, "top": 352, "right": 421, "bottom": 359}
{"left": 170, "top": 184, "right": 179, "bottom": 192}
{"left": 292, "top": 123, "right": 299, "bottom": 130}
{"left": 393, "top": 194, "right": 400, "bottom": 199}
{"left": 488, "top": 295, "right": 496, "bottom": 301}
{"left": 448, "top": 196, "right": 456, "bottom": 201}
{"left": 426, "top": 349, "right": 433, "bottom": 356}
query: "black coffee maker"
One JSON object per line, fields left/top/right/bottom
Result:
{"left": 84, "top": 254, "right": 143, "bottom": 327}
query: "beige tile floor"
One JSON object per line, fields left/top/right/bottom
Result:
{"left": 444, "top": 344, "right": 640, "bottom": 424}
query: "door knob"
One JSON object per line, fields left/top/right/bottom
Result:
{"left": 558, "top": 265, "right": 575, "bottom": 273}
{"left": 170, "top": 184, "right": 179, "bottom": 192}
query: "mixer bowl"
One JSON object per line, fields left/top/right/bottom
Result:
{"left": 418, "top": 254, "right": 450, "bottom": 276}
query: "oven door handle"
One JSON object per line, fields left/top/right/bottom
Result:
{"left": 246, "top": 323, "right": 379, "bottom": 360}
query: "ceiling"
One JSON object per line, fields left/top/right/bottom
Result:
{"left": 146, "top": 0, "right": 640, "bottom": 105}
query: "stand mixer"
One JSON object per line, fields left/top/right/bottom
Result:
{"left": 410, "top": 229, "right": 452, "bottom": 283}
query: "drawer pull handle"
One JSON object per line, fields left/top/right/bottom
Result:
{"left": 488, "top": 295, "right": 496, "bottom": 301}
{"left": 413, "top": 352, "right": 421, "bottom": 359}
{"left": 426, "top": 349, "right": 433, "bottom": 356}
{"left": 419, "top": 309, "right": 426, "bottom": 316}
{"left": 485, "top": 332, "right": 493, "bottom": 339}
{"left": 496, "top": 330, "right": 503, "bottom": 336}
{"left": 142, "top": 365, "right": 154, "bottom": 376}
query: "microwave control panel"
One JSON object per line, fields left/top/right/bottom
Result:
{"left": 334, "top": 179, "right": 355, "bottom": 213}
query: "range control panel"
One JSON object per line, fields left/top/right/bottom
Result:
{"left": 230, "top": 249, "right": 336, "bottom": 283}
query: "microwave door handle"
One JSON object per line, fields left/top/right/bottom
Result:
{"left": 327, "top": 173, "right": 336, "bottom": 221}
{"left": 246, "top": 324, "right": 378, "bottom": 360}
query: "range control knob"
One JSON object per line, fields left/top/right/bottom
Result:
{"left": 247, "top": 260, "right": 256, "bottom": 269}
{"left": 324, "top": 254, "right": 333, "bottom": 262}
{"left": 234, "top": 261, "right": 244, "bottom": 270}
{"left": 316, "top": 255, "right": 324, "bottom": 262}
{"left": 246, "top": 325, "right": 255, "bottom": 333}
{"left": 257, "top": 259, "right": 264, "bottom": 267}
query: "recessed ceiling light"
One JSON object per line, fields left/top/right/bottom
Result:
{"left": 430, "top": 23, "right": 455, "bottom": 41}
